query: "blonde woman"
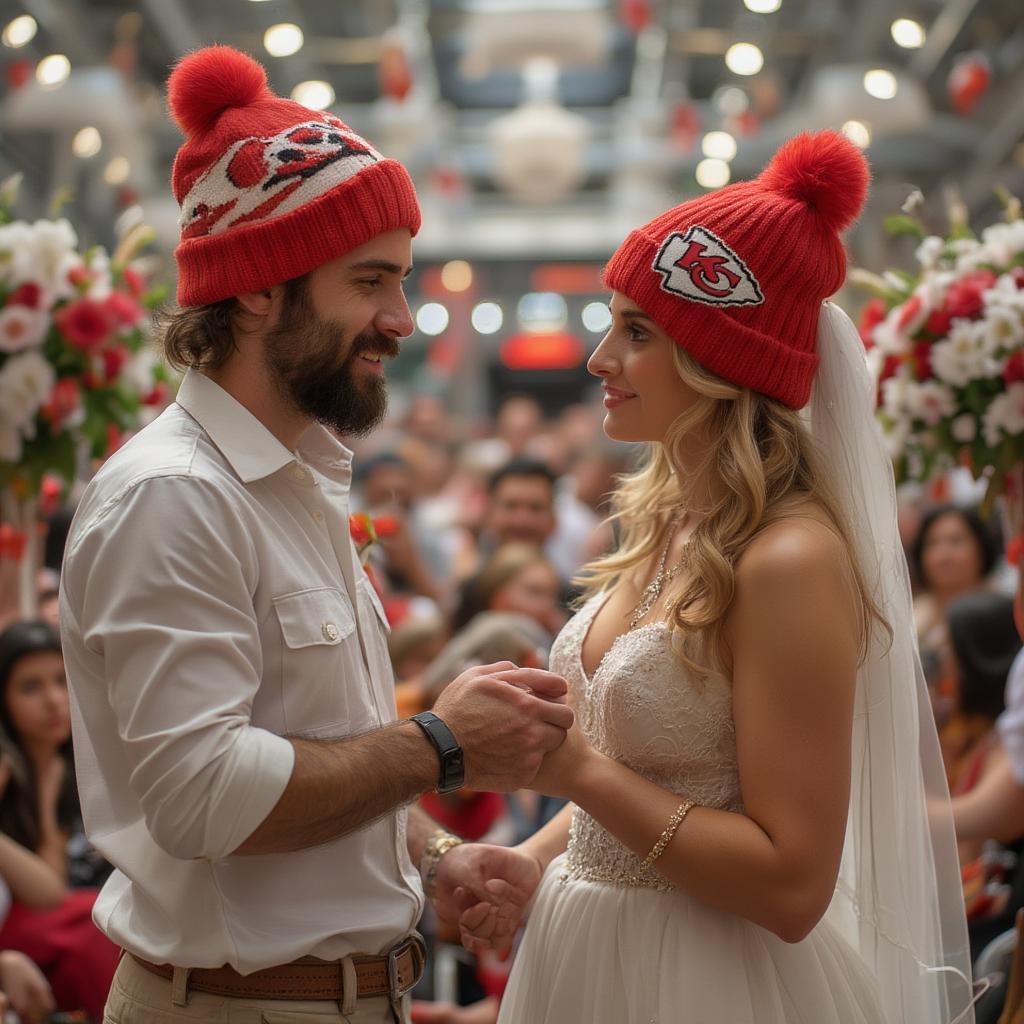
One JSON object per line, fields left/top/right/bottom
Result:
{"left": 443, "top": 133, "right": 974, "bottom": 1023}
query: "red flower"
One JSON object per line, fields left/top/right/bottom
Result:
{"left": 105, "top": 290, "right": 144, "bottom": 328}
{"left": 39, "top": 475, "right": 63, "bottom": 517}
{"left": 40, "top": 377, "right": 81, "bottom": 428}
{"left": 925, "top": 306, "right": 953, "bottom": 337}
{"left": 349, "top": 513, "right": 373, "bottom": 546}
{"left": 1004, "top": 351, "right": 1024, "bottom": 385}
{"left": 880, "top": 354, "right": 902, "bottom": 382}
{"left": 67, "top": 265, "right": 92, "bottom": 288}
{"left": 102, "top": 345, "right": 129, "bottom": 381}
{"left": 912, "top": 340, "right": 933, "bottom": 381}
{"left": 896, "top": 294, "right": 924, "bottom": 333}
{"left": 372, "top": 514, "right": 400, "bottom": 538}
{"left": 7, "top": 282, "right": 41, "bottom": 309}
{"left": 122, "top": 267, "right": 146, "bottom": 298}
{"left": 1012, "top": 267, "right": 1024, "bottom": 290}
{"left": 142, "top": 380, "right": 169, "bottom": 407}
{"left": 945, "top": 269, "right": 998, "bottom": 321}
{"left": 105, "top": 423, "right": 126, "bottom": 457}
{"left": 859, "top": 297, "right": 886, "bottom": 348}
{"left": 56, "top": 298, "right": 113, "bottom": 351}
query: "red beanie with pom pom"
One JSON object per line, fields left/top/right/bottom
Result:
{"left": 167, "top": 46, "right": 420, "bottom": 307}
{"left": 603, "top": 130, "right": 869, "bottom": 408}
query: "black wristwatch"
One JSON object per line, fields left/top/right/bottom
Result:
{"left": 410, "top": 711, "right": 465, "bottom": 794}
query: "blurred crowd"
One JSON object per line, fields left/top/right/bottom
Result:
{"left": 1, "top": 385, "right": 1023, "bottom": 1021}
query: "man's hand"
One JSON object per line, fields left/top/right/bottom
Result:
{"left": 433, "top": 841, "right": 543, "bottom": 957}
{"left": 0, "top": 949, "right": 55, "bottom": 1020}
{"left": 432, "top": 662, "right": 574, "bottom": 792}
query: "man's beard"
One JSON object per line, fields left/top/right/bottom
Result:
{"left": 262, "top": 280, "right": 397, "bottom": 438}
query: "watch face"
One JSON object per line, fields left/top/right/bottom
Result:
{"left": 439, "top": 749, "right": 465, "bottom": 793}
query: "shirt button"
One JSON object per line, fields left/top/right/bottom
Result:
{"left": 321, "top": 622, "right": 340, "bottom": 642}
{"left": 312, "top": 510, "right": 325, "bottom": 524}
{"left": 290, "top": 464, "right": 308, "bottom": 482}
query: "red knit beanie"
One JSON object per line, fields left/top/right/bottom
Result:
{"left": 167, "top": 46, "right": 421, "bottom": 307}
{"left": 603, "top": 131, "right": 869, "bottom": 409}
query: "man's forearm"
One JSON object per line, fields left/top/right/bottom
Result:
{"left": 234, "top": 721, "right": 437, "bottom": 855}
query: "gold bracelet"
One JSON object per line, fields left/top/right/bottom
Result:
{"left": 639, "top": 800, "right": 694, "bottom": 872}
{"left": 419, "top": 829, "right": 463, "bottom": 900}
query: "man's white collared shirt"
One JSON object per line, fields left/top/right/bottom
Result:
{"left": 59, "top": 369, "right": 423, "bottom": 972}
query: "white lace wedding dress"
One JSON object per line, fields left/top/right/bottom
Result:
{"left": 496, "top": 593, "right": 887, "bottom": 1024}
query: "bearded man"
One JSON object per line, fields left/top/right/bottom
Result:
{"left": 58, "top": 46, "right": 571, "bottom": 1024}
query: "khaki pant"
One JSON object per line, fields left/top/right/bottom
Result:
{"left": 103, "top": 953, "right": 410, "bottom": 1024}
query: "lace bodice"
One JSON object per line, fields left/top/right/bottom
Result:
{"left": 555, "top": 593, "right": 743, "bottom": 890}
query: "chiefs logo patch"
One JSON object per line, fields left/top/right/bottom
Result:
{"left": 179, "top": 116, "right": 382, "bottom": 240}
{"left": 653, "top": 226, "right": 764, "bottom": 307}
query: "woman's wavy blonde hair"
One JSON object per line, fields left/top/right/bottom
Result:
{"left": 576, "top": 343, "right": 889, "bottom": 680}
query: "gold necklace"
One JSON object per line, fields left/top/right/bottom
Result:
{"left": 628, "top": 512, "right": 690, "bottom": 630}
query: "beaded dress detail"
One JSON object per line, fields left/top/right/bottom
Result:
{"left": 496, "top": 593, "right": 887, "bottom": 1024}
{"left": 558, "top": 594, "right": 743, "bottom": 891}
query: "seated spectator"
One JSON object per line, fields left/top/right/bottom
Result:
{"left": 0, "top": 619, "right": 118, "bottom": 1019}
{"left": 910, "top": 505, "right": 1002, "bottom": 725}
{"left": 454, "top": 545, "right": 566, "bottom": 636}
{"left": 938, "top": 593, "right": 1020, "bottom": 863}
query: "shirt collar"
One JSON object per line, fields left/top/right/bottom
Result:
{"left": 175, "top": 369, "right": 353, "bottom": 485}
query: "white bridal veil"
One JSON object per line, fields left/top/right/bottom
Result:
{"left": 810, "top": 301, "right": 975, "bottom": 1023}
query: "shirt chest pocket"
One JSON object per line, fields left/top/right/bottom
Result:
{"left": 273, "top": 587, "right": 374, "bottom": 736}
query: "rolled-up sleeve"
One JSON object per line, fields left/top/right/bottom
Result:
{"left": 64, "top": 474, "right": 295, "bottom": 860}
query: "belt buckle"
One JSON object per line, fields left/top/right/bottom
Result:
{"left": 386, "top": 935, "right": 420, "bottom": 1000}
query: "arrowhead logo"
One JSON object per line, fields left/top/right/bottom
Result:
{"left": 652, "top": 226, "right": 764, "bottom": 307}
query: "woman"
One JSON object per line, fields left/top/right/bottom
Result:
{"left": 0, "top": 620, "right": 118, "bottom": 1019}
{"left": 941, "top": 592, "right": 1019, "bottom": 801}
{"left": 912, "top": 506, "right": 1001, "bottom": 723}
{"left": 451, "top": 133, "right": 972, "bottom": 1023}
{"left": 455, "top": 544, "right": 566, "bottom": 637}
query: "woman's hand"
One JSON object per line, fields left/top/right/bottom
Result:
{"left": 528, "top": 722, "right": 596, "bottom": 801}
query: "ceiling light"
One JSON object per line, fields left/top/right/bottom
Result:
{"left": 864, "top": 68, "right": 898, "bottom": 100}
{"left": 890, "top": 18, "right": 925, "bottom": 49}
{"left": 416, "top": 302, "right": 449, "bottom": 336}
{"left": 696, "top": 158, "right": 731, "bottom": 189}
{"left": 841, "top": 120, "right": 872, "bottom": 149}
{"left": 441, "top": 260, "right": 473, "bottom": 293}
{"left": 712, "top": 86, "right": 749, "bottom": 116}
{"left": 72, "top": 126, "right": 102, "bottom": 159}
{"left": 702, "top": 131, "right": 737, "bottom": 161}
{"left": 2, "top": 15, "right": 37, "bottom": 48}
{"left": 104, "top": 156, "right": 131, "bottom": 185}
{"left": 743, "top": 0, "right": 781, "bottom": 12}
{"left": 725, "top": 43, "right": 764, "bottom": 77}
{"left": 36, "top": 54, "right": 71, "bottom": 87}
{"left": 264, "top": 23, "right": 304, "bottom": 58}
{"left": 517, "top": 292, "right": 568, "bottom": 330}
{"left": 471, "top": 302, "right": 503, "bottom": 335}
{"left": 291, "top": 80, "right": 335, "bottom": 109}
{"left": 581, "top": 302, "right": 612, "bottom": 333}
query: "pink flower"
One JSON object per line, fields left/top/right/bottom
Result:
{"left": 896, "top": 294, "right": 924, "bottom": 334}
{"left": 105, "top": 290, "right": 144, "bottom": 328}
{"left": 945, "top": 269, "right": 998, "bottom": 321}
{"left": 0, "top": 304, "right": 48, "bottom": 353}
{"left": 55, "top": 298, "right": 113, "bottom": 351}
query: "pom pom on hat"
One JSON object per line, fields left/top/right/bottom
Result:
{"left": 758, "top": 130, "right": 870, "bottom": 233}
{"left": 168, "top": 45, "right": 272, "bottom": 137}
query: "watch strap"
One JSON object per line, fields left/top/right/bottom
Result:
{"left": 410, "top": 711, "right": 464, "bottom": 792}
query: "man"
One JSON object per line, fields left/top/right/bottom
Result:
{"left": 483, "top": 458, "right": 558, "bottom": 552}
{"left": 58, "top": 46, "right": 571, "bottom": 1024}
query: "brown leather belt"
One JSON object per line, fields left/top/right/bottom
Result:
{"left": 130, "top": 934, "right": 425, "bottom": 1002}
